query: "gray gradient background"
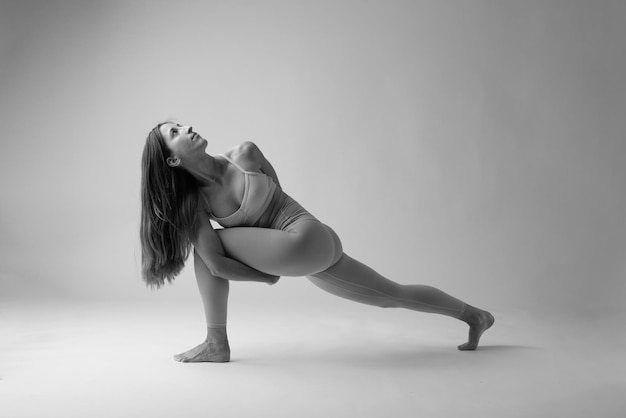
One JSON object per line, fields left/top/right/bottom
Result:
{"left": 1, "top": 0, "right": 624, "bottom": 314}
{"left": 2, "top": 1, "right": 626, "bottom": 417}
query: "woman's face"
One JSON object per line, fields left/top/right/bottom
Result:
{"left": 159, "top": 122, "right": 207, "bottom": 163}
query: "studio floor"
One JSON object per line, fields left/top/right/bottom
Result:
{"left": 1, "top": 298, "right": 624, "bottom": 418}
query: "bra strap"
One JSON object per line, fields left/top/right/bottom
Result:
{"left": 221, "top": 154, "right": 247, "bottom": 173}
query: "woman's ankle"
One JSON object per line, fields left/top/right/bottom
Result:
{"left": 206, "top": 325, "right": 228, "bottom": 343}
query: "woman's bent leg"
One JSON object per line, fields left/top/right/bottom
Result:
{"left": 215, "top": 221, "right": 340, "bottom": 276}
{"left": 173, "top": 250, "right": 230, "bottom": 362}
{"left": 193, "top": 250, "right": 229, "bottom": 327}
{"left": 307, "top": 253, "right": 494, "bottom": 350}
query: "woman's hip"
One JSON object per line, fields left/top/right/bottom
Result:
{"left": 269, "top": 195, "right": 319, "bottom": 232}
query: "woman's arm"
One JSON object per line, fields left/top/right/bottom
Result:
{"left": 193, "top": 208, "right": 279, "bottom": 284}
{"left": 242, "top": 141, "right": 281, "bottom": 187}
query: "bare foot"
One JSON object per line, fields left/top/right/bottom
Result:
{"left": 174, "top": 340, "right": 231, "bottom": 362}
{"left": 458, "top": 307, "right": 495, "bottom": 351}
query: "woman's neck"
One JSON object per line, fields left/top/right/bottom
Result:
{"left": 184, "top": 153, "right": 226, "bottom": 187}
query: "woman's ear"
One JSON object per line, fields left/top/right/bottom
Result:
{"left": 167, "top": 156, "right": 181, "bottom": 167}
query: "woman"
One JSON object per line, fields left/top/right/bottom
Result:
{"left": 140, "top": 122, "right": 494, "bottom": 362}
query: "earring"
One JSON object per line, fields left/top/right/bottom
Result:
{"left": 167, "top": 157, "right": 181, "bottom": 167}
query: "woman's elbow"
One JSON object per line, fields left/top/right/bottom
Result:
{"left": 194, "top": 249, "right": 225, "bottom": 278}
{"left": 208, "top": 263, "right": 223, "bottom": 278}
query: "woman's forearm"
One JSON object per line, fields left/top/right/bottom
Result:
{"left": 194, "top": 245, "right": 277, "bottom": 283}
{"left": 213, "top": 254, "right": 279, "bottom": 283}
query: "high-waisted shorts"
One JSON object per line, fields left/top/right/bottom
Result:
{"left": 269, "top": 195, "right": 319, "bottom": 232}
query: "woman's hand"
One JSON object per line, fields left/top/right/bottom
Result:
{"left": 265, "top": 275, "right": 280, "bottom": 285}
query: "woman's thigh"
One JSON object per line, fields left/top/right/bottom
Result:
{"left": 215, "top": 221, "right": 343, "bottom": 277}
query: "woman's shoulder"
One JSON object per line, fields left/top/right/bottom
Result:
{"left": 223, "top": 141, "right": 262, "bottom": 170}
{"left": 224, "top": 141, "right": 258, "bottom": 157}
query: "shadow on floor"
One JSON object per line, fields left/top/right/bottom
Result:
{"left": 235, "top": 343, "right": 544, "bottom": 369}
{"left": 477, "top": 344, "right": 543, "bottom": 351}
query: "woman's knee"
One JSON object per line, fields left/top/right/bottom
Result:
{"left": 289, "top": 221, "right": 341, "bottom": 273}
{"left": 323, "top": 224, "right": 343, "bottom": 268}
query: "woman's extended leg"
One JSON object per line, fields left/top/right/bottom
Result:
{"left": 307, "top": 253, "right": 494, "bottom": 350}
{"left": 173, "top": 250, "right": 231, "bottom": 362}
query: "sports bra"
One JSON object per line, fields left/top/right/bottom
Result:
{"left": 204, "top": 154, "right": 278, "bottom": 227}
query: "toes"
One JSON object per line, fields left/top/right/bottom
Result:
{"left": 174, "top": 354, "right": 189, "bottom": 362}
{"left": 457, "top": 342, "right": 476, "bottom": 351}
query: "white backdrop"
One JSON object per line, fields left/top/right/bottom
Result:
{"left": 1, "top": 0, "right": 625, "bottom": 316}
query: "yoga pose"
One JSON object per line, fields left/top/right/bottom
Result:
{"left": 140, "top": 122, "right": 494, "bottom": 362}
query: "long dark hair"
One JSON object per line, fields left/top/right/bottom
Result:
{"left": 140, "top": 123, "right": 200, "bottom": 288}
